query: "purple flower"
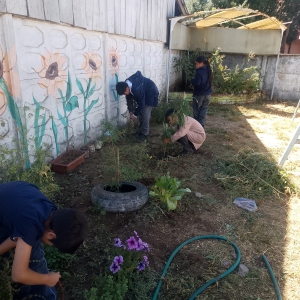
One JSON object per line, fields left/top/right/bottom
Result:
{"left": 142, "top": 242, "right": 150, "bottom": 252}
{"left": 126, "top": 236, "right": 138, "bottom": 250}
{"left": 137, "top": 261, "right": 146, "bottom": 271}
{"left": 136, "top": 238, "right": 145, "bottom": 251}
{"left": 113, "top": 255, "right": 124, "bottom": 265}
{"left": 114, "top": 238, "right": 123, "bottom": 248}
{"left": 110, "top": 262, "right": 121, "bottom": 274}
{"left": 143, "top": 255, "right": 149, "bottom": 266}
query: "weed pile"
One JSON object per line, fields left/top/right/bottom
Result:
{"left": 211, "top": 147, "right": 293, "bottom": 199}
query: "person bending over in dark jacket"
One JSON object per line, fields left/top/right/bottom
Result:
{"left": 116, "top": 71, "right": 159, "bottom": 141}
{"left": 191, "top": 56, "right": 213, "bottom": 128}
{"left": 0, "top": 181, "right": 88, "bottom": 300}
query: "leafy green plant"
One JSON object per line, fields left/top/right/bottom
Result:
{"left": 149, "top": 173, "right": 191, "bottom": 210}
{"left": 0, "top": 255, "right": 15, "bottom": 300}
{"left": 0, "top": 146, "right": 59, "bottom": 198}
{"left": 44, "top": 244, "right": 77, "bottom": 271}
{"left": 100, "top": 121, "right": 149, "bottom": 188}
{"left": 173, "top": 48, "right": 261, "bottom": 95}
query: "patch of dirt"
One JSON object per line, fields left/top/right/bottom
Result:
{"left": 52, "top": 100, "right": 300, "bottom": 300}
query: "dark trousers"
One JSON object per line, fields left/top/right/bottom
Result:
{"left": 177, "top": 135, "right": 195, "bottom": 152}
{"left": 193, "top": 94, "right": 211, "bottom": 126}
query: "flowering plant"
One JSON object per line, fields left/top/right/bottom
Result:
{"left": 84, "top": 231, "right": 150, "bottom": 300}
{"left": 110, "top": 231, "right": 150, "bottom": 275}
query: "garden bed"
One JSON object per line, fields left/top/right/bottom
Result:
{"left": 51, "top": 100, "right": 300, "bottom": 300}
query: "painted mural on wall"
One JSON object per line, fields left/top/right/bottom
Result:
{"left": 0, "top": 16, "right": 181, "bottom": 163}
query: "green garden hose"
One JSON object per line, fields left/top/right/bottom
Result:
{"left": 152, "top": 235, "right": 282, "bottom": 300}
{"left": 152, "top": 235, "right": 241, "bottom": 300}
{"left": 262, "top": 254, "right": 282, "bottom": 300}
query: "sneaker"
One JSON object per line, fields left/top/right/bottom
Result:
{"left": 180, "top": 149, "right": 194, "bottom": 156}
{"left": 136, "top": 133, "right": 148, "bottom": 141}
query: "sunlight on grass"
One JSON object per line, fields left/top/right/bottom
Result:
{"left": 236, "top": 103, "right": 300, "bottom": 299}
{"left": 283, "top": 196, "right": 300, "bottom": 299}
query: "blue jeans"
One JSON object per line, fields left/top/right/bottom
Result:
{"left": 192, "top": 94, "right": 211, "bottom": 126}
{"left": 0, "top": 236, "right": 56, "bottom": 300}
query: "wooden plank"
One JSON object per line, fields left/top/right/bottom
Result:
{"left": 73, "top": 0, "right": 86, "bottom": 28}
{"left": 44, "top": 0, "right": 60, "bottom": 23}
{"left": 97, "top": 0, "right": 107, "bottom": 32}
{"left": 135, "top": 0, "right": 143, "bottom": 39}
{"left": 107, "top": 0, "right": 115, "bottom": 33}
{"left": 85, "top": 0, "right": 94, "bottom": 30}
{"left": 27, "top": 0, "right": 45, "bottom": 20}
{"left": 151, "top": 0, "right": 157, "bottom": 40}
{"left": 145, "top": 0, "right": 151, "bottom": 40}
{"left": 130, "top": 0, "right": 137, "bottom": 37}
{"left": 59, "top": 0, "right": 73, "bottom": 25}
{"left": 157, "top": 0, "right": 163, "bottom": 42}
{"left": 125, "top": 0, "right": 132, "bottom": 37}
{"left": 114, "top": 0, "right": 121, "bottom": 35}
{"left": 142, "top": 0, "right": 148, "bottom": 40}
{"left": 162, "top": 0, "right": 168, "bottom": 43}
{"left": 120, "top": 0, "right": 126, "bottom": 35}
{"left": 0, "top": 0, "right": 6, "bottom": 13}
{"left": 6, "top": 0, "right": 27, "bottom": 16}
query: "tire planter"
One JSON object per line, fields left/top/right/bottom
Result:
{"left": 91, "top": 181, "right": 148, "bottom": 212}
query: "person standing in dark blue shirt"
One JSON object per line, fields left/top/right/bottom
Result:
{"left": 191, "top": 56, "right": 213, "bottom": 128}
{"left": 116, "top": 71, "right": 159, "bottom": 141}
{"left": 0, "top": 181, "right": 88, "bottom": 300}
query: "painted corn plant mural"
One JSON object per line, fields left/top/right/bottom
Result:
{"left": 0, "top": 45, "right": 30, "bottom": 168}
{"left": 109, "top": 47, "right": 120, "bottom": 102}
{"left": 33, "top": 49, "right": 79, "bottom": 153}
{"left": 76, "top": 51, "right": 101, "bottom": 145}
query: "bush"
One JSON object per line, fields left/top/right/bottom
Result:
{"left": 0, "top": 145, "right": 59, "bottom": 198}
{"left": 173, "top": 48, "right": 261, "bottom": 95}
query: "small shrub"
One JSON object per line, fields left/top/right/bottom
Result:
{"left": 149, "top": 173, "right": 191, "bottom": 210}
{"left": 173, "top": 48, "right": 261, "bottom": 95}
{"left": 0, "top": 146, "right": 59, "bottom": 198}
{"left": 44, "top": 245, "right": 77, "bottom": 271}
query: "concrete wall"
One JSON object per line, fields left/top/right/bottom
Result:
{"left": 172, "top": 25, "right": 282, "bottom": 55}
{"left": 222, "top": 53, "right": 300, "bottom": 101}
{"left": 0, "top": 12, "right": 182, "bottom": 164}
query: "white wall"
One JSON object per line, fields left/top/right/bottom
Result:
{"left": 171, "top": 25, "right": 282, "bottom": 55}
{"left": 0, "top": 11, "right": 182, "bottom": 163}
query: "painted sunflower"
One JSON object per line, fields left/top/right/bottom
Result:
{"left": 81, "top": 51, "right": 102, "bottom": 85}
{"left": 35, "top": 48, "right": 68, "bottom": 97}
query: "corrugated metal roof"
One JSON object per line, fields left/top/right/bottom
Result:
{"left": 238, "top": 17, "right": 284, "bottom": 30}
{"left": 195, "top": 9, "right": 250, "bottom": 28}
{"left": 176, "top": 8, "right": 286, "bottom": 31}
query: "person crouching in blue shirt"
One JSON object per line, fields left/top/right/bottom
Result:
{"left": 0, "top": 181, "right": 88, "bottom": 300}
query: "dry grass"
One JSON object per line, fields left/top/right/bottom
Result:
{"left": 205, "top": 100, "right": 300, "bottom": 299}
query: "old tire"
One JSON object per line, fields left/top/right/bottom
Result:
{"left": 91, "top": 181, "right": 148, "bottom": 212}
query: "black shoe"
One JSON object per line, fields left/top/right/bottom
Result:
{"left": 180, "top": 149, "right": 194, "bottom": 156}
{"left": 136, "top": 133, "right": 148, "bottom": 141}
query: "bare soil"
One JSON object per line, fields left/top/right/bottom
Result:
{"left": 52, "top": 100, "right": 300, "bottom": 300}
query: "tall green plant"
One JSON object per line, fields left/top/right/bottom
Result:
{"left": 149, "top": 173, "right": 191, "bottom": 210}
{"left": 173, "top": 48, "right": 261, "bottom": 95}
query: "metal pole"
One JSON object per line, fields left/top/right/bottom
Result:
{"left": 166, "top": 16, "right": 187, "bottom": 102}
